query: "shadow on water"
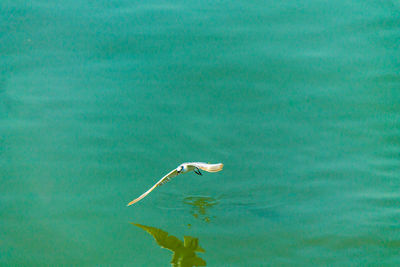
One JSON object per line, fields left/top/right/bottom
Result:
{"left": 131, "top": 223, "right": 206, "bottom": 267}
{"left": 183, "top": 196, "right": 218, "bottom": 223}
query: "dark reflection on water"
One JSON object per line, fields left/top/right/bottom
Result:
{"left": 183, "top": 196, "right": 218, "bottom": 223}
{"left": 131, "top": 223, "right": 206, "bottom": 267}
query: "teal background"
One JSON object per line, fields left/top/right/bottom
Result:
{"left": 1, "top": 0, "right": 400, "bottom": 265}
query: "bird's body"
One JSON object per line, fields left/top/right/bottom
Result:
{"left": 178, "top": 163, "right": 194, "bottom": 174}
{"left": 127, "top": 162, "right": 223, "bottom": 206}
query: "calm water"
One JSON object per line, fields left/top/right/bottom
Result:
{"left": 1, "top": 0, "right": 400, "bottom": 266}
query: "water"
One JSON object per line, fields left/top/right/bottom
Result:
{"left": 1, "top": 0, "right": 399, "bottom": 265}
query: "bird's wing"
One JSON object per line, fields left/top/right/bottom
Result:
{"left": 127, "top": 168, "right": 178, "bottom": 206}
{"left": 188, "top": 162, "right": 224, "bottom": 173}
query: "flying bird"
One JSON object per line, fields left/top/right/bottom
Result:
{"left": 127, "top": 162, "right": 224, "bottom": 206}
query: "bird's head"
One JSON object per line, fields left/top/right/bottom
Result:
{"left": 177, "top": 165, "right": 184, "bottom": 174}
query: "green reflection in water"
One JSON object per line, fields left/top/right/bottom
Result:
{"left": 131, "top": 223, "right": 206, "bottom": 267}
{"left": 183, "top": 196, "right": 218, "bottom": 223}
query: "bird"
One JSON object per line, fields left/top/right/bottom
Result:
{"left": 127, "top": 162, "right": 224, "bottom": 206}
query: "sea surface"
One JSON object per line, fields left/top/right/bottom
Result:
{"left": 1, "top": 0, "right": 400, "bottom": 266}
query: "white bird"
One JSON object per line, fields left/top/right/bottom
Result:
{"left": 127, "top": 162, "right": 224, "bottom": 206}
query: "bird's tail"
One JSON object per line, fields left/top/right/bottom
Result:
{"left": 202, "top": 163, "right": 224, "bottom": 172}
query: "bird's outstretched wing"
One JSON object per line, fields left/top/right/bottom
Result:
{"left": 188, "top": 162, "right": 224, "bottom": 173}
{"left": 127, "top": 169, "right": 178, "bottom": 206}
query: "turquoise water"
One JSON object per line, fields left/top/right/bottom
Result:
{"left": 1, "top": 0, "right": 400, "bottom": 265}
